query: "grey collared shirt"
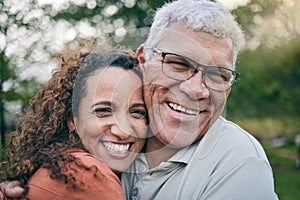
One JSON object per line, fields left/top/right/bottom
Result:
{"left": 121, "top": 117, "right": 278, "bottom": 200}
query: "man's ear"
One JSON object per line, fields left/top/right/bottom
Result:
{"left": 136, "top": 44, "right": 145, "bottom": 65}
{"left": 67, "top": 119, "right": 76, "bottom": 132}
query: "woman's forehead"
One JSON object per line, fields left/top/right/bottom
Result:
{"left": 84, "top": 67, "right": 143, "bottom": 100}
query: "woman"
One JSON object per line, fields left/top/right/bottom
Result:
{"left": 1, "top": 44, "right": 148, "bottom": 199}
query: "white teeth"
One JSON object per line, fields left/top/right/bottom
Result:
{"left": 102, "top": 142, "right": 130, "bottom": 153}
{"left": 168, "top": 102, "right": 200, "bottom": 115}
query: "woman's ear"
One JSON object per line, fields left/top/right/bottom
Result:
{"left": 67, "top": 119, "right": 76, "bottom": 132}
{"left": 136, "top": 44, "right": 145, "bottom": 65}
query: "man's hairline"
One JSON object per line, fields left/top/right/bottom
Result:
{"left": 143, "top": 25, "right": 237, "bottom": 69}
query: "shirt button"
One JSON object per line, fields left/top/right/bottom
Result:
{"left": 140, "top": 165, "right": 146, "bottom": 172}
{"left": 132, "top": 188, "right": 139, "bottom": 197}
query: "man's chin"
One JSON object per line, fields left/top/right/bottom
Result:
{"left": 157, "top": 129, "right": 200, "bottom": 148}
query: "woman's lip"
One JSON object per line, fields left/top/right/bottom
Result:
{"left": 101, "top": 141, "right": 135, "bottom": 159}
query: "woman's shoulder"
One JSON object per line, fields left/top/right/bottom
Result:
{"left": 67, "top": 148, "right": 120, "bottom": 184}
{"left": 69, "top": 148, "right": 110, "bottom": 169}
{"left": 27, "top": 149, "right": 125, "bottom": 200}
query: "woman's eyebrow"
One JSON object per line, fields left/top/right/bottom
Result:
{"left": 90, "top": 101, "right": 112, "bottom": 109}
{"left": 130, "top": 103, "right": 146, "bottom": 108}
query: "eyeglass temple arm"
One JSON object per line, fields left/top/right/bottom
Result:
{"left": 144, "top": 47, "right": 163, "bottom": 56}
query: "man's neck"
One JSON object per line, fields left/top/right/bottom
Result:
{"left": 145, "top": 137, "right": 181, "bottom": 169}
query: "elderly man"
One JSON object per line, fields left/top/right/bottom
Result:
{"left": 121, "top": 0, "right": 278, "bottom": 199}
{"left": 1, "top": 0, "right": 278, "bottom": 199}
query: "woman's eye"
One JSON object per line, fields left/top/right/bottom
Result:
{"left": 130, "top": 109, "right": 147, "bottom": 119}
{"left": 92, "top": 108, "right": 112, "bottom": 117}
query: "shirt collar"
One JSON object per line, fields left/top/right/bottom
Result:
{"left": 196, "top": 116, "right": 224, "bottom": 159}
{"left": 168, "top": 141, "right": 199, "bottom": 164}
{"left": 132, "top": 117, "right": 224, "bottom": 168}
{"left": 169, "top": 116, "right": 225, "bottom": 163}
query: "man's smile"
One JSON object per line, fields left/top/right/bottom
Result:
{"left": 167, "top": 101, "right": 201, "bottom": 115}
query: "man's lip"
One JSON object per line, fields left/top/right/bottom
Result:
{"left": 166, "top": 101, "right": 205, "bottom": 115}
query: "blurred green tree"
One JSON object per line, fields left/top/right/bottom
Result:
{"left": 0, "top": 0, "right": 169, "bottom": 154}
{"left": 228, "top": 35, "right": 300, "bottom": 118}
{"left": 1, "top": 0, "right": 44, "bottom": 149}
{"left": 227, "top": 0, "right": 300, "bottom": 119}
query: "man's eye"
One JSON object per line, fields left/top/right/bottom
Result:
{"left": 165, "top": 57, "right": 191, "bottom": 66}
{"left": 221, "top": 71, "right": 233, "bottom": 82}
{"left": 206, "top": 68, "right": 231, "bottom": 83}
{"left": 92, "top": 108, "right": 112, "bottom": 117}
{"left": 167, "top": 61, "right": 191, "bottom": 70}
{"left": 164, "top": 55, "right": 194, "bottom": 72}
{"left": 164, "top": 60, "right": 194, "bottom": 74}
{"left": 130, "top": 109, "right": 147, "bottom": 119}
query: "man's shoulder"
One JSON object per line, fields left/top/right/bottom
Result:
{"left": 220, "top": 117, "right": 263, "bottom": 151}
{"left": 194, "top": 117, "right": 268, "bottom": 161}
{"left": 184, "top": 118, "right": 271, "bottom": 183}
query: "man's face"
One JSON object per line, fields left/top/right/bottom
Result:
{"left": 140, "top": 22, "right": 234, "bottom": 149}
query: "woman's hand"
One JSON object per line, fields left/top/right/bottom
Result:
{"left": 0, "top": 181, "right": 24, "bottom": 199}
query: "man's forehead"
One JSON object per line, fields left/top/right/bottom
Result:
{"left": 156, "top": 37, "right": 211, "bottom": 64}
{"left": 153, "top": 23, "right": 233, "bottom": 65}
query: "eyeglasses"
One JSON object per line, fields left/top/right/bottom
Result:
{"left": 151, "top": 48, "right": 240, "bottom": 92}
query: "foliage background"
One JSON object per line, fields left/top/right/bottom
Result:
{"left": 0, "top": 0, "right": 299, "bottom": 199}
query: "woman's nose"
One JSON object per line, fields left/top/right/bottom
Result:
{"left": 110, "top": 123, "right": 131, "bottom": 140}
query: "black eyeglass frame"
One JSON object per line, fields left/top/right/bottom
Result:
{"left": 150, "top": 47, "right": 240, "bottom": 92}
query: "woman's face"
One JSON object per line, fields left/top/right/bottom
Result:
{"left": 74, "top": 67, "right": 147, "bottom": 173}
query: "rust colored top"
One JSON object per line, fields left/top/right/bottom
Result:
{"left": 26, "top": 149, "right": 125, "bottom": 200}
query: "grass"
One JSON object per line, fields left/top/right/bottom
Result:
{"left": 232, "top": 117, "right": 300, "bottom": 140}
{"left": 263, "top": 141, "right": 300, "bottom": 200}
{"left": 274, "top": 169, "right": 300, "bottom": 200}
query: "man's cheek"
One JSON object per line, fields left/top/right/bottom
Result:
{"left": 143, "top": 64, "right": 162, "bottom": 82}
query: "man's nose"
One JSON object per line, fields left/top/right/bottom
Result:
{"left": 179, "top": 71, "right": 210, "bottom": 100}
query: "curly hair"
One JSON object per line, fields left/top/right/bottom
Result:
{"left": 1, "top": 42, "right": 140, "bottom": 195}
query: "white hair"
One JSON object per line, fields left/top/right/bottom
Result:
{"left": 144, "top": 0, "right": 245, "bottom": 67}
